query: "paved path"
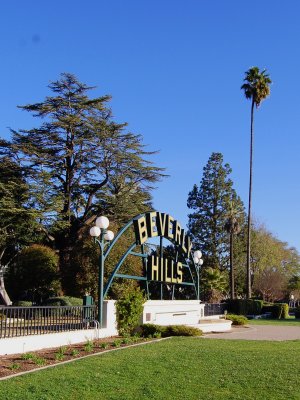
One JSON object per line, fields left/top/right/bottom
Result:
{"left": 204, "top": 325, "right": 300, "bottom": 341}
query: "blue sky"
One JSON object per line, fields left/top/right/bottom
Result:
{"left": 0, "top": 1, "right": 299, "bottom": 252}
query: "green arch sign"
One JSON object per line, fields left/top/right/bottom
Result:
{"left": 101, "top": 211, "right": 200, "bottom": 300}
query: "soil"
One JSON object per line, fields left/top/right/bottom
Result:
{"left": 0, "top": 337, "right": 149, "bottom": 379}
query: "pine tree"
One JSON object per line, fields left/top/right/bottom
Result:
{"left": 4, "top": 73, "right": 166, "bottom": 293}
{"left": 187, "top": 153, "right": 245, "bottom": 275}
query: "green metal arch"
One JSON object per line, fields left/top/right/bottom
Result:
{"left": 100, "top": 212, "right": 200, "bottom": 300}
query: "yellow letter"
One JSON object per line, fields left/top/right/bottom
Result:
{"left": 177, "top": 262, "right": 183, "bottom": 283}
{"left": 146, "top": 211, "right": 158, "bottom": 238}
{"left": 134, "top": 216, "right": 148, "bottom": 245}
{"left": 164, "top": 215, "right": 174, "bottom": 240}
{"left": 173, "top": 220, "right": 182, "bottom": 247}
{"left": 156, "top": 212, "right": 167, "bottom": 237}
{"left": 150, "top": 255, "right": 159, "bottom": 281}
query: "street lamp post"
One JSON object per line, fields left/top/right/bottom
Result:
{"left": 193, "top": 250, "right": 204, "bottom": 300}
{"left": 89, "top": 216, "right": 114, "bottom": 328}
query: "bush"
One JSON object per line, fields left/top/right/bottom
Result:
{"left": 140, "top": 324, "right": 203, "bottom": 338}
{"left": 13, "top": 301, "right": 33, "bottom": 307}
{"left": 226, "top": 314, "right": 248, "bottom": 325}
{"left": 41, "top": 296, "right": 82, "bottom": 306}
{"left": 272, "top": 303, "right": 289, "bottom": 319}
{"left": 261, "top": 303, "right": 274, "bottom": 314}
{"left": 295, "top": 307, "right": 300, "bottom": 318}
{"left": 166, "top": 325, "right": 203, "bottom": 337}
{"left": 116, "top": 287, "right": 145, "bottom": 336}
{"left": 226, "top": 299, "right": 263, "bottom": 316}
{"left": 140, "top": 324, "right": 168, "bottom": 338}
{"left": 11, "top": 245, "right": 60, "bottom": 301}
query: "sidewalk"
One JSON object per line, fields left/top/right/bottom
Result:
{"left": 204, "top": 324, "right": 300, "bottom": 341}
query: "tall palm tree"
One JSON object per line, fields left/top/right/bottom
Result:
{"left": 241, "top": 67, "right": 271, "bottom": 298}
{"left": 224, "top": 203, "right": 241, "bottom": 299}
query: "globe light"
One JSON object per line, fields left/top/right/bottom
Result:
{"left": 90, "top": 226, "right": 101, "bottom": 237}
{"left": 104, "top": 230, "right": 114, "bottom": 241}
{"left": 95, "top": 216, "right": 109, "bottom": 229}
{"left": 193, "top": 256, "right": 199, "bottom": 264}
{"left": 199, "top": 259, "right": 204, "bottom": 266}
{"left": 194, "top": 250, "right": 202, "bottom": 259}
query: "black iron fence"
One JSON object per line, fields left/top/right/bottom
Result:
{"left": 204, "top": 303, "right": 227, "bottom": 317}
{"left": 0, "top": 305, "right": 97, "bottom": 338}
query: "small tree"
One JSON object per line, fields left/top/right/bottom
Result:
{"left": 6, "top": 245, "right": 60, "bottom": 302}
{"left": 224, "top": 202, "right": 242, "bottom": 299}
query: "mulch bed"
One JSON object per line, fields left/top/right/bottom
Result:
{"left": 0, "top": 337, "right": 149, "bottom": 379}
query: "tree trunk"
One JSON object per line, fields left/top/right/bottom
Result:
{"left": 246, "top": 99, "right": 255, "bottom": 298}
{"left": 230, "top": 233, "right": 235, "bottom": 299}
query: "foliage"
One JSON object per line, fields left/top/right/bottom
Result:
{"left": 271, "top": 303, "right": 289, "bottom": 319}
{"left": 116, "top": 286, "right": 145, "bottom": 336}
{"left": 2, "top": 73, "right": 165, "bottom": 294}
{"left": 41, "top": 296, "right": 83, "bottom": 306}
{"left": 166, "top": 325, "right": 203, "bottom": 337}
{"left": 295, "top": 307, "right": 300, "bottom": 318}
{"left": 12, "top": 300, "right": 33, "bottom": 307}
{"left": 253, "top": 267, "right": 287, "bottom": 302}
{"left": 241, "top": 67, "right": 272, "bottom": 108}
{"left": 225, "top": 314, "right": 248, "bottom": 325}
{"left": 6, "top": 244, "right": 60, "bottom": 302}
{"left": 233, "top": 222, "right": 300, "bottom": 298}
{"left": 201, "top": 267, "right": 228, "bottom": 302}
{"left": 140, "top": 324, "right": 168, "bottom": 338}
{"left": 187, "top": 152, "right": 245, "bottom": 272}
{"left": 226, "top": 299, "right": 263, "bottom": 315}
{"left": 140, "top": 324, "right": 202, "bottom": 337}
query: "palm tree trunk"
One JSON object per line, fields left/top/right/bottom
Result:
{"left": 246, "top": 99, "right": 255, "bottom": 298}
{"left": 230, "top": 233, "right": 235, "bottom": 299}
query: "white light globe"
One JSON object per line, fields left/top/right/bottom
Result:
{"left": 199, "top": 259, "right": 204, "bottom": 266}
{"left": 95, "top": 216, "right": 109, "bottom": 229}
{"left": 194, "top": 250, "right": 202, "bottom": 259}
{"left": 104, "top": 230, "right": 114, "bottom": 241}
{"left": 193, "top": 256, "right": 199, "bottom": 264}
{"left": 90, "top": 226, "right": 101, "bottom": 237}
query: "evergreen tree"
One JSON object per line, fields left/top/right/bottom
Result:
{"left": 187, "top": 152, "right": 245, "bottom": 277}
{"left": 3, "top": 73, "right": 165, "bottom": 294}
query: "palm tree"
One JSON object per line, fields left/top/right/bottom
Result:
{"left": 241, "top": 67, "right": 271, "bottom": 298}
{"left": 224, "top": 208, "right": 241, "bottom": 300}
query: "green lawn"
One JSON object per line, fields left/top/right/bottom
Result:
{"left": 249, "top": 318, "right": 300, "bottom": 326}
{"left": 1, "top": 338, "right": 300, "bottom": 400}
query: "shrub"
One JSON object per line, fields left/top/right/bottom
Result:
{"left": 226, "top": 299, "right": 263, "bottom": 316}
{"left": 295, "top": 307, "right": 300, "bottom": 318}
{"left": 166, "top": 325, "right": 203, "bottom": 337}
{"left": 226, "top": 314, "right": 248, "bottom": 325}
{"left": 84, "top": 340, "right": 94, "bottom": 352}
{"left": 41, "top": 296, "right": 82, "bottom": 306}
{"left": 12, "top": 244, "right": 60, "bottom": 301}
{"left": 272, "top": 303, "right": 289, "bottom": 319}
{"left": 140, "top": 324, "right": 202, "bottom": 337}
{"left": 112, "top": 339, "right": 122, "bottom": 347}
{"left": 140, "top": 324, "right": 168, "bottom": 338}
{"left": 116, "top": 287, "right": 145, "bottom": 336}
{"left": 13, "top": 301, "right": 33, "bottom": 307}
{"left": 261, "top": 303, "right": 274, "bottom": 314}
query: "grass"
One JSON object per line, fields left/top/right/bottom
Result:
{"left": 1, "top": 338, "right": 300, "bottom": 400}
{"left": 249, "top": 318, "right": 300, "bottom": 326}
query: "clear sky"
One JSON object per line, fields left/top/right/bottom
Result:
{"left": 0, "top": 1, "right": 299, "bottom": 252}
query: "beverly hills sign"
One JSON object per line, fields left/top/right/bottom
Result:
{"left": 133, "top": 211, "right": 193, "bottom": 285}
